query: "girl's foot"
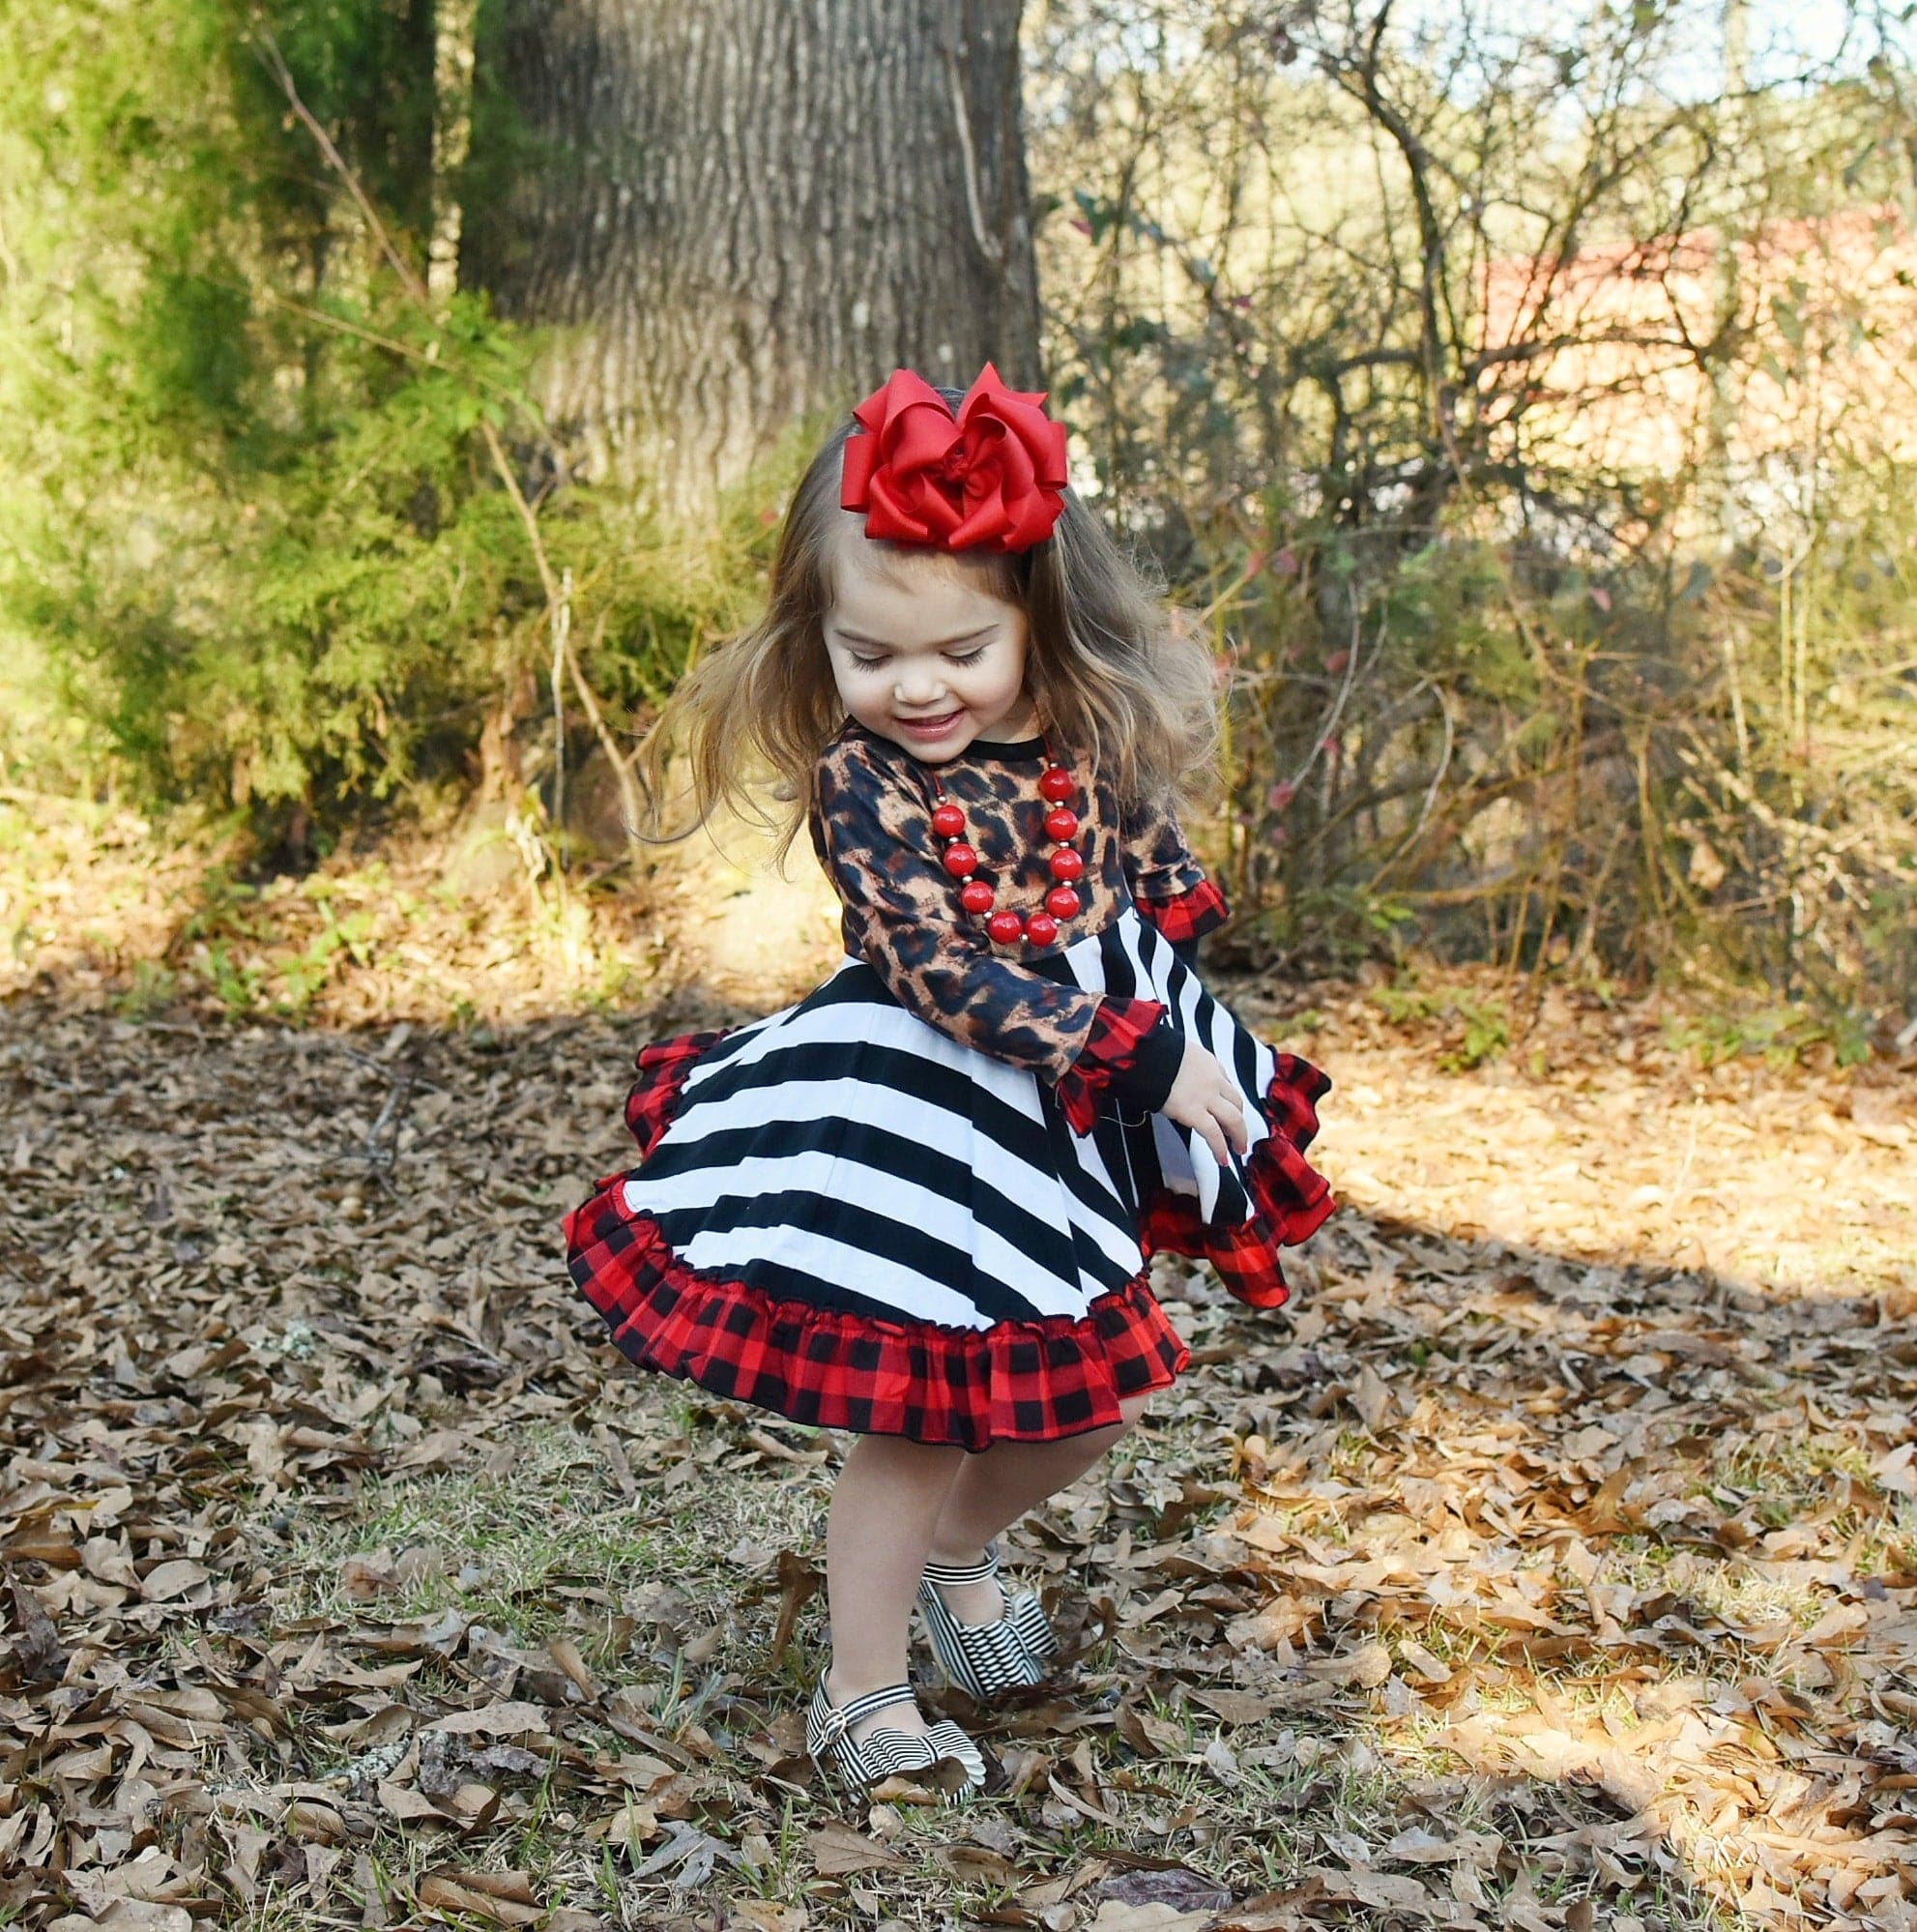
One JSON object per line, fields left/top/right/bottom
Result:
{"left": 824, "top": 1663, "right": 930, "bottom": 1747}
{"left": 921, "top": 1544, "right": 1005, "bottom": 1625}
{"left": 917, "top": 1540, "right": 1058, "bottom": 1700}
{"left": 807, "top": 1671, "right": 986, "bottom": 1800}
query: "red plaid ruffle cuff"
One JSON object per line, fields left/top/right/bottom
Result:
{"left": 1055, "top": 995, "right": 1170, "bottom": 1135}
{"left": 1136, "top": 877, "right": 1230, "bottom": 948}
{"left": 1136, "top": 1050, "right": 1334, "bottom": 1308}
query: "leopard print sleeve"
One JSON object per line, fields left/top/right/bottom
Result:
{"left": 811, "top": 732, "right": 1145, "bottom": 1085}
{"left": 1118, "top": 788, "right": 1231, "bottom": 949}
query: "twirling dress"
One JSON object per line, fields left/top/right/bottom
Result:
{"left": 565, "top": 721, "right": 1333, "bottom": 1449}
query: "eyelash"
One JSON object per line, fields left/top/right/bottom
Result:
{"left": 851, "top": 646, "right": 986, "bottom": 670}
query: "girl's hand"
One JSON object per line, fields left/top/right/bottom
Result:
{"left": 1162, "top": 1039, "right": 1251, "bottom": 1166}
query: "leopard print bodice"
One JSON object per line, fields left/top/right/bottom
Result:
{"left": 806, "top": 720, "right": 1209, "bottom": 1083}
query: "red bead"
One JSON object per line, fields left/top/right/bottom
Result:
{"left": 1025, "top": 912, "right": 1060, "bottom": 947}
{"left": 960, "top": 880, "right": 996, "bottom": 914}
{"left": 942, "top": 841, "right": 978, "bottom": 878}
{"left": 1046, "top": 885, "right": 1081, "bottom": 920}
{"left": 1044, "top": 806, "right": 1079, "bottom": 842}
{"left": 1048, "top": 846, "right": 1084, "bottom": 882}
{"left": 931, "top": 802, "right": 967, "bottom": 838}
{"left": 1039, "top": 767, "right": 1075, "bottom": 803}
{"left": 986, "top": 909, "right": 1026, "bottom": 945}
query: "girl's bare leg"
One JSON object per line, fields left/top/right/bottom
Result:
{"left": 823, "top": 1430, "right": 965, "bottom": 1743}
{"left": 925, "top": 1390, "right": 1153, "bottom": 1623}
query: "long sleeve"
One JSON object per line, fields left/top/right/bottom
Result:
{"left": 811, "top": 733, "right": 1178, "bottom": 1127}
{"left": 1118, "top": 788, "right": 1231, "bottom": 956}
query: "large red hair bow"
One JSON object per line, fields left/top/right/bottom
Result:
{"left": 839, "top": 362, "right": 1068, "bottom": 553}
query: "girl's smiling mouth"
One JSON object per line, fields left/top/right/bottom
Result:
{"left": 894, "top": 709, "right": 966, "bottom": 737}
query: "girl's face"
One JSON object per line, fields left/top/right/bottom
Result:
{"left": 822, "top": 520, "right": 1037, "bottom": 759}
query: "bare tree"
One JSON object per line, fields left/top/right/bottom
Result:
{"left": 1026, "top": 0, "right": 1917, "bottom": 1009}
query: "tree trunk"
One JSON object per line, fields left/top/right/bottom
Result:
{"left": 465, "top": 0, "right": 1040, "bottom": 519}
{"left": 428, "top": 0, "right": 480, "bottom": 310}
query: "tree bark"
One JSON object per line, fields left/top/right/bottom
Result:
{"left": 465, "top": 0, "right": 1040, "bottom": 519}
{"left": 428, "top": 0, "right": 480, "bottom": 310}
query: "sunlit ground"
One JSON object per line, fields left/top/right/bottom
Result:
{"left": 8, "top": 787, "right": 1909, "bottom": 1303}
{"left": 4, "top": 796, "right": 1913, "bottom": 1931}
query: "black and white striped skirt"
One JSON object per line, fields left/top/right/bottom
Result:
{"left": 566, "top": 906, "right": 1331, "bottom": 1448}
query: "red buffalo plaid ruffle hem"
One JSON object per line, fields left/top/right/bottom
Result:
{"left": 566, "top": 1015, "right": 1332, "bottom": 1448}
{"left": 568, "top": 1027, "right": 1194, "bottom": 1449}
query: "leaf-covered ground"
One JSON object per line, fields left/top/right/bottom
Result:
{"left": 3, "top": 805, "right": 1915, "bottom": 1930}
{"left": 3, "top": 978, "right": 1912, "bottom": 1932}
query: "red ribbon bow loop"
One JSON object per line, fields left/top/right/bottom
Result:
{"left": 840, "top": 362, "right": 1068, "bottom": 553}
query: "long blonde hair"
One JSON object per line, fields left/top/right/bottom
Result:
{"left": 639, "top": 389, "right": 1221, "bottom": 863}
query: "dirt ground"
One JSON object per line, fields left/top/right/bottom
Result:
{"left": 2, "top": 805, "right": 1915, "bottom": 1930}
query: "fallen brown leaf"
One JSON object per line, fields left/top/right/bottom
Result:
{"left": 415, "top": 1872, "right": 541, "bottom": 1926}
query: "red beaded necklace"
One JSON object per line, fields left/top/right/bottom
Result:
{"left": 927, "top": 738, "right": 1085, "bottom": 947}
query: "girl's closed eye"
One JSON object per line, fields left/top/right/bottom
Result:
{"left": 848, "top": 647, "right": 987, "bottom": 670}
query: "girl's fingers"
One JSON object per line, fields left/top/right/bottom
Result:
{"left": 1169, "top": 1072, "right": 1252, "bottom": 1163}
{"left": 1186, "top": 1115, "right": 1215, "bottom": 1159}
{"left": 1208, "top": 1084, "right": 1250, "bottom": 1156}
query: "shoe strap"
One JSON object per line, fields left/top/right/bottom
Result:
{"left": 813, "top": 1678, "right": 918, "bottom": 1748}
{"left": 921, "top": 1537, "right": 1000, "bottom": 1586}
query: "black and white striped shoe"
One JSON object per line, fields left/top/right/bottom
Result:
{"left": 804, "top": 1677, "right": 986, "bottom": 1800}
{"left": 917, "top": 1540, "right": 1060, "bottom": 1701}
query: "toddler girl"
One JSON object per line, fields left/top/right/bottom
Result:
{"left": 566, "top": 365, "right": 1333, "bottom": 1801}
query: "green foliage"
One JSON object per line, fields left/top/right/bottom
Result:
{"left": 1662, "top": 1007, "right": 1873, "bottom": 1071}
{"left": 1253, "top": 882, "right": 1415, "bottom": 973}
{"left": 169, "top": 864, "right": 385, "bottom": 1019}
{"left": 1375, "top": 542, "right": 1541, "bottom": 707}
{"left": 15, "top": 288, "right": 525, "bottom": 808}
{"left": 109, "top": 960, "right": 181, "bottom": 1019}
{"left": 1374, "top": 976, "right": 1512, "bottom": 1071}
{"left": 0, "top": 0, "right": 769, "bottom": 830}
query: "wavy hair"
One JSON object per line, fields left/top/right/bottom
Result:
{"left": 638, "top": 387, "right": 1221, "bottom": 864}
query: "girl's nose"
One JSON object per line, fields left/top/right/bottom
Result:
{"left": 894, "top": 666, "right": 947, "bottom": 704}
